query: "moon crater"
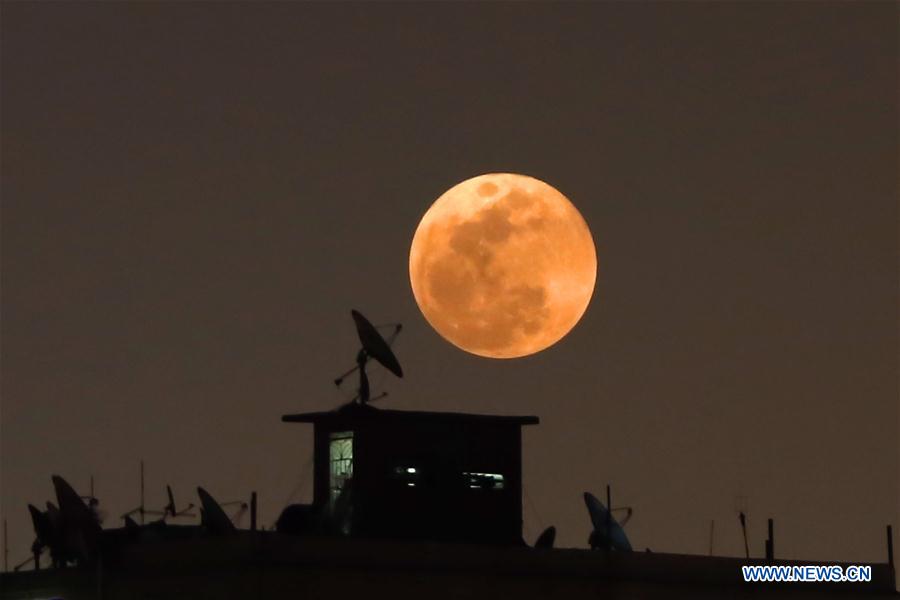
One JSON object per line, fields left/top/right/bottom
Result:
{"left": 410, "top": 173, "right": 597, "bottom": 358}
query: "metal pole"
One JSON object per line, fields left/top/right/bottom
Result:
{"left": 708, "top": 520, "right": 715, "bottom": 556}
{"left": 3, "top": 518, "right": 8, "bottom": 572}
{"left": 888, "top": 525, "right": 894, "bottom": 571}
{"left": 739, "top": 512, "right": 749, "bottom": 559}
{"left": 140, "top": 460, "right": 145, "bottom": 525}
{"left": 250, "top": 492, "right": 257, "bottom": 532}
{"left": 767, "top": 518, "right": 774, "bottom": 561}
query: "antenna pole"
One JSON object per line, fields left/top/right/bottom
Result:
{"left": 888, "top": 525, "right": 894, "bottom": 572}
{"left": 606, "top": 484, "right": 612, "bottom": 551}
{"left": 766, "top": 518, "right": 774, "bottom": 561}
{"left": 3, "top": 518, "right": 8, "bottom": 572}
{"left": 357, "top": 352, "right": 370, "bottom": 405}
{"left": 708, "top": 520, "right": 715, "bottom": 556}
{"left": 140, "top": 460, "right": 145, "bottom": 525}
{"left": 739, "top": 512, "right": 750, "bottom": 559}
{"left": 250, "top": 492, "right": 257, "bottom": 532}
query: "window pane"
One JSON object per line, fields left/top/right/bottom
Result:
{"left": 329, "top": 431, "right": 353, "bottom": 501}
{"left": 463, "top": 472, "right": 505, "bottom": 490}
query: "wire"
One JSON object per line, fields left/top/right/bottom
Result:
{"left": 522, "top": 485, "right": 545, "bottom": 541}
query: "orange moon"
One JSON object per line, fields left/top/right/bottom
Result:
{"left": 409, "top": 173, "right": 597, "bottom": 358}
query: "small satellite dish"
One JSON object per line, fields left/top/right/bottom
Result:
{"left": 28, "top": 504, "right": 50, "bottom": 544}
{"left": 163, "top": 484, "right": 195, "bottom": 519}
{"left": 26, "top": 504, "right": 52, "bottom": 566}
{"left": 197, "top": 487, "right": 237, "bottom": 535}
{"left": 334, "top": 310, "right": 403, "bottom": 405}
{"left": 534, "top": 525, "right": 556, "bottom": 549}
{"left": 584, "top": 491, "right": 633, "bottom": 552}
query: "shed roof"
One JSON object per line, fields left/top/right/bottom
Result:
{"left": 282, "top": 402, "right": 539, "bottom": 427}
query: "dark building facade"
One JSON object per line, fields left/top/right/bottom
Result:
{"left": 281, "top": 403, "right": 539, "bottom": 545}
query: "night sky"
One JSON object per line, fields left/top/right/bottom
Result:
{"left": 2, "top": 2, "right": 896, "bottom": 569}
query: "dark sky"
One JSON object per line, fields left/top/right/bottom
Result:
{"left": 2, "top": 2, "right": 897, "bottom": 567}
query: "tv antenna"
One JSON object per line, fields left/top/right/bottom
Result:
{"left": 333, "top": 310, "right": 403, "bottom": 404}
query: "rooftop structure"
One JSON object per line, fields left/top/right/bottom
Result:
{"left": 281, "top": 402, "right": 539, "bottom": 545}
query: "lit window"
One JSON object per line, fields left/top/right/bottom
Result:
{"left": 329, "top": 431, "right": 353, "bottom": 502}
{"left": 393, "top": 466, "right": 420, "bottom": 488}
{"left": 463, "top": 472, "right": 504, "bottom": 490}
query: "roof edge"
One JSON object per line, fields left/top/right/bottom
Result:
{"left": 281, "top": 405, "right": 539, "bottom": 426}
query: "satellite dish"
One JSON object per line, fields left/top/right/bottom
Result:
{"left": 28, "top": 504, "right": 51, "bottom": 545}
{"left": 51, "top": 475, "right": 102, "bottom": 564}
{"left": 333, "top": 310, "right": 403, "bottom": 404}
{"left": 534, "top": 525, "right": 556, "bottom": 549}
{"left": 45, "top": 502, "right": 61, "bottom": 526}
{"left": 163, "top": 484, "right": 195, "bottom": 519}
{"left": 351, "top": 310, "right": 403, "bottom": 378}
{"left": 26, "top": 504, "right": 51, "bottom": 567}
{"left": 52, "top": 475, "right": 102, "bottom": 541}
{"left": 166, "top": 485, "right": 176, "bottom": 516}
{"left": 584, "top": 492, "right": 632, "bottom": 552}
{"left": 197, "top": 487, "right": 236, "bottom": 535}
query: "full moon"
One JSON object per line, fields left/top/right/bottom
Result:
{"left": 409, "top": 173, "right": 597, "bottom": 358}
